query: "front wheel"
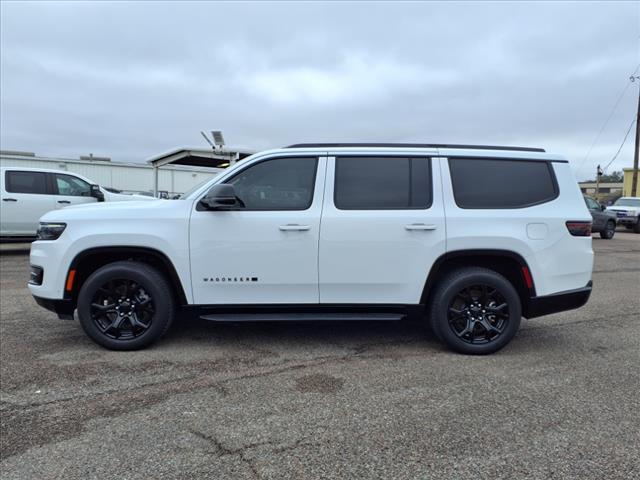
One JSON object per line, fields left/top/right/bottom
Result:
{"left": 429, "top": 268, "right": 522, "bottom": 355}
{"left": 634, "top": 219, "right": 640, "bottom": 234}
{"left": 77, "top": 261, "right": 175, "bottom": 350}
{"left": 599, "top": 220, "right": 616, "bottom": 239}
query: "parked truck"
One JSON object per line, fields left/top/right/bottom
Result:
{"left": 1, "top": 167, "right": 155, "bottom": 241}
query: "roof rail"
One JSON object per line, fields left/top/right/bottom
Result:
{"left": 285, "top": 143, "right": 546, "bottom": 153}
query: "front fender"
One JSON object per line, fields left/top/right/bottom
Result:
{"left": 29, "top": 222, "right": 192, "bottom": 302}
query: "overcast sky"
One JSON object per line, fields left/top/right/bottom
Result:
{"left": 1, "top": 1, "right": 638, "bottom": 180}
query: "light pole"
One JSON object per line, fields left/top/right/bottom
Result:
{"left": 630, "top": 75, "right": 640, "bottom": 197}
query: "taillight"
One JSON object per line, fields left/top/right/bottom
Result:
{"left": 566, "top": 221, "right": 592, "bottom": 236}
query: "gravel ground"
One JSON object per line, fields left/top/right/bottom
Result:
{"left": 1, "top": 232, "right": 639, "bottom": 479}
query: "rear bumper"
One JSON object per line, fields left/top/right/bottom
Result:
{"left": 524, "top": 281, "right": 592, "bottom": 319}
{"left": 33, "top": 295, "right": 75, "bottom": 320}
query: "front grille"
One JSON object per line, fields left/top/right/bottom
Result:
{"left": 29, "top": 265, "right": 43, "bottom": 286}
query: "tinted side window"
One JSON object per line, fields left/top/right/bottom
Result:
{"left": 448, "top": 158, "right": 557, "bottom": 209}
{"left": 584, "top": 197, "right": 599, "bottom": 210}
{"left": 5, "top": 171, "right": 48, "bottom": 194}
{"left": 225, "top": 157, "right": 317, "bottom": 210}
{"left": 334, "top": 157, "right": 432, "bottom": 210}
{"left": 55, "top": 174, "right": 92, "bottom": 196}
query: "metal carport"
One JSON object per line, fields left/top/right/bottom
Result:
{"left": 148, "top": 147, "right": 255, "bottom": 196}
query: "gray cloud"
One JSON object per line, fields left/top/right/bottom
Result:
{"left": 1, "top": 1, "right": 638, "bottom": 180}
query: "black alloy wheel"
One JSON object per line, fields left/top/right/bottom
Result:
{"left": 77, "top": 261, "right": 174, "bottom": 350}
{"left": 90, "top": 279, "right": 154, "bottom": 339}
{"left": 429, "top": 267, "right": 522, "bottom": 354}
{"left": 447, "top": 284, "right": 510, "bottom": 345}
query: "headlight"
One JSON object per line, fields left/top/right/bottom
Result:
{"left": 36, "top": 222, "right": 67, "bottom": 241}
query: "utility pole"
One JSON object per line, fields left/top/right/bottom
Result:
{"left": 596, "top": 164, "right": 602, "bottom": 198}
{"left": 631, "top": 75, "right": 640, "bottom": 197}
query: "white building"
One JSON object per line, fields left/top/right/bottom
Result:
{"left": 0, "top": 147, "right": 253, "bottom": 197}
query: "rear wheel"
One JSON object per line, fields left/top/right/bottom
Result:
{"left": 599, "top": 220, "right": 616, "bottom": 239}
{"left": 634, "top": 219, "right": 640, "bottom": 234}
{"left": 77, "top": 261, "right": 175, "bottom": 350}
{"left": 429, "top": 267, "right": 521, "bottom": 355}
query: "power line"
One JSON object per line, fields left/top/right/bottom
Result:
{"left": 577, "top": 64, "right": 640, "bottom": 173}
{"left": 603, "top": 116, "right": 636, "bottom": 171}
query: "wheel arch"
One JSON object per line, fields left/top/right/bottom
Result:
{"left": 65, "top": 246, "right": 189, "bottom": 306}
{"left": 421, "top": 249, "right": 536, "bottom": 316}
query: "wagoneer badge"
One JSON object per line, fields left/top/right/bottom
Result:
{"left": 204, "top": 277, "right": 259, "bottom": 283}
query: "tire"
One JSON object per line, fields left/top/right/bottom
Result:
{"left": 634, "top": 219, "right": 640, "bottom": 234}
{"left": 77, "top": 261, "right": 175, "bottom": 350}
{"left": 599, "top": 220, "right": 616, "bottom": 239}
{"left": 428, "top": 267, "right": 522, "bottom": 355}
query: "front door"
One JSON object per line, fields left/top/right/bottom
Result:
{"left": 319, "top": 154, "right": 446, "bottom": 304}
{"left": 1, "top": 170, "right": 56, "bottom": 236}
{"left": 189, "top": 155, "right": 326, "bottom": 305}
{"left": 584, "top": 196, "right": 604, "bottom": 230}
{"left": 52, "top": 173, "right": 98, "bottom": 208}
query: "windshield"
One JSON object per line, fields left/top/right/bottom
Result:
{"left": 613, "top": 198, "right": 640, "bottom": 207}
{"left": 180, "top": 178, "right": 214, "bottom": 199}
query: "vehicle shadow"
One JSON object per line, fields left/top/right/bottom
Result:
{"left": 164, "top": 316, "right": 443, "bottom": 352}
{"left": 160, "top": 316, "right": 580, "bottom": 358}
{"left": 0, "top": 247, "right": 32, "bottom": 255}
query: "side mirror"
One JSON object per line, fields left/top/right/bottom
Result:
{"left": 90, "top": 184, "right": 105, "bottom": 202}
{"left": 200, "top": 184, "right": 243, "bottom": 210}
{"left": 600, "top": 204, "right": 606, "bottom": 211}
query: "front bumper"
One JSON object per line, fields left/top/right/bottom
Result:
{"left": 524, "top": 281, "right": 592, "bottom": 319}
{"left": 33, "top": 295, "right": 75, "bottom": 320}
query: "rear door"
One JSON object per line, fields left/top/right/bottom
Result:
{"left": 52, "top": 173, "right": 98, "bottom": 208}
{"left": 319, "top": 154, "right": 446, "bottom": 304}
{"left": 1, "top": 170, "right": 55, "bottom": 236}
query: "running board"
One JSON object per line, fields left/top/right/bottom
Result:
{"left": 199, "top": 313, "right": 405, "bottom": 322}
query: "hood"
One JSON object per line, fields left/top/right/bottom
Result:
{"left": 606, "top": 205, "right": 640, "bottom": 213}
{"left": 62, "top": 200, "right": 163, "bottom": 211}
{"left": 39, "top": 199, "right": 189, "bottom": 223}
{"left": 103, "top": 191, "right": 158, "bottom": 202}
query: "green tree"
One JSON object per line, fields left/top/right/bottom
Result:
{"left": 587, "top": 170, "right": 623, "bottom": 183}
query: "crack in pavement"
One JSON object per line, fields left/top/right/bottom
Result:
{"left": 190, "top": 430, "right": 270, "bottom": 479}
{"left": 190, "top": 430, "right": 323, "bottom": 479}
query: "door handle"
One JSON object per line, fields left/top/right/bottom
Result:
{"left": 2, "top": 198, "right": 17, "bottom": 202}
{"left": 57, "top": 200, "right": 71, "bottom": 204}
{"left": 279, "top": 224, "right": 311, "bottom": 231}
{"left": 405, "top": 223, "right": 437, "bottom": 231}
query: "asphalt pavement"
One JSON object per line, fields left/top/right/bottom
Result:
{"left": 1, "top": 232, "right": 639, "bottom": 479}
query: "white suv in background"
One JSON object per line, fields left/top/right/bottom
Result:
{"left": 28, "top": 144, "right": 594, "bottom": 354}
{"left": 606, "top": 197, "right": 640, "bottom": 233}
{"left": 1, "top": 167, "right": 155, "bottom": 240}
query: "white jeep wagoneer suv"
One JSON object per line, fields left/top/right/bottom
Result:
{"left": 28, "top": 143, "right": 594, "bottom": 354}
